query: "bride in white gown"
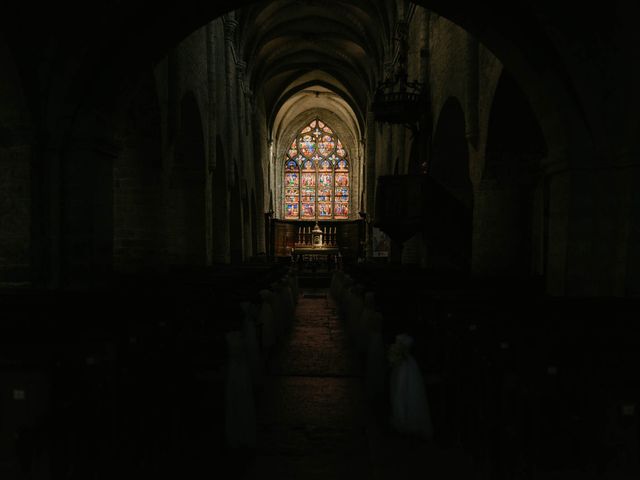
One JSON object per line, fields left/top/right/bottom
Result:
{"left": 388, "top": 333, "right": 434, "bottom": 440}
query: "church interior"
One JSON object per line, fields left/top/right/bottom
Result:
{"left": 1, "top": 0, "right": 640, "bottom": 478}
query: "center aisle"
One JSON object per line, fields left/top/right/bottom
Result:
{"left": 243, "top": 288, "right": 372, "bottom": 480}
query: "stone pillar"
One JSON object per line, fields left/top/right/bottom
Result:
{"left": 223, "top": 16, "right": 239, "bottom": 167}
{"left": 560, "top": 163, "right": 638, "bottom": 297}
{"left": 465, "top": 35, "right": 479, "bottom": 149}
{"left": 472, "top": 180, "right": 532, "bottom": 277}
{"left": 236, "top": 60, "right": 247, "bottom": 172}
{"left": 205, "top": 22, "right": 217, "bottom": 266}
{"left": 541, "top": 152, "right": 640, "bottom": 296}
{"left": 211, "top": 181, "right": 231, "bottom": 264}
{"left": 365, "top": 110, "right": 376, "bottom": 259}
{"left": 544, "top": 164, "right": 569, "bottom": 295}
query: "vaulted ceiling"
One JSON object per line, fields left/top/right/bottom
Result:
{"left": 236, "top": 0, "right": 400, "bottom": 137}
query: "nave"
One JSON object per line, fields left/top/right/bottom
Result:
{"left": 243, "top": 286, "right": 475, "bottom": 480}
{"left": 2, "top": 262, "right": 640, "bottom": 479}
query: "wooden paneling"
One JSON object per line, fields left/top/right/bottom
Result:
{"left": 271, "top": 219, "right": 364, "bottom": 259}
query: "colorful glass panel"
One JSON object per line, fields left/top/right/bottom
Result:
{"left": 334, "top": 201, "right": 349, "bottom": 218}
{"left": 318, "top": 135, "right": 335, "bottom": 156}
{"left": 286, "top": 203, "right": 299, "bottom": 218}
{"left": 285, "top": 172, "right": 299, "bottom": 187}
{"left": 301, "top": 202, "right": 315, "bottom": 218}
{"left": 285, "top": 159, "right": 298, "bottom": 170}
{"left": 283, "top": 118, "right": 349, "bottom": 220}
{"left": 318, "top": 203, "right": 332, "bottom": 217}
{"left": 318, "top": 172, "right": 332, "bottom": 190}
{"left": 288, "top": 140, "right": 298, "bottom": 159}
{"left": 299, "top": 134, "right": 315, "bottom": 158}
{"left": 335, "top": 172, "right": 349, "bottom": 187}
{"left": 301, "top": 172, "right": 316, "bottom": 188}
{"left": 335, "top": 186, "right": 349, "bottom": 197}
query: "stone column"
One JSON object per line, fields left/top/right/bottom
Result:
{"left": 223, "top": 16, "right": 239, "bottom": 168}
{"left": 465, "top": 34, "right": 479, "bottom": 149}
{"left": 205, "top": 22, "right": 217, "bottom": 266}
{"left": 472, "top": 179, "right": 533, "bottom": 277}
{"left": 365, "top": 110, "right": 377, "bottom": 259}
{"left": 236, "top": 59, "right": 247, "bottom": 172}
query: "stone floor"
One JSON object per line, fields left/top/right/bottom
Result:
{"left": 241, "top": 288, "right": 476, "bottom": 480}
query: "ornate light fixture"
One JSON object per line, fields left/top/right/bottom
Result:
{"left": 371, "top": 21, "right": 428, "bottom": 127}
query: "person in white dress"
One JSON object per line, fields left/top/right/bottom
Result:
{"left": 388, "top": 333, "right": 434, "bottom": 440}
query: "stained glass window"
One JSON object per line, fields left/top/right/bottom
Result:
{"left": 283, "top": 119, "right": 349, "bottom": 220}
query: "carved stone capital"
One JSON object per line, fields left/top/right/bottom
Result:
{"left": 223, "top": 18, "right": 239, "bottom": 43}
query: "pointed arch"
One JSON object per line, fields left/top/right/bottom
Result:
{"left": 429, "top": 96, "right": 473, "bottom": 272}
{"left": 283, "top": 118, "right": 350, "bottom": 220}
{"left": 473, "top": 69, "right": 547, "bottom": 277}
{"left": 431, "top": 97, "right": 472, "bottom": 209}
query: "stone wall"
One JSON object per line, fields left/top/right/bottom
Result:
{"left": 110, "top": 16, "right": 267, "bottom": 272}
{"left": 0, "top": 40, "right": 31, "bottom": 284}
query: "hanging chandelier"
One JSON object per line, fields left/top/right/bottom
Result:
{"left": 371, "top": 21, "right": 428, "bottom": 126}
{"left": 371, "top": 75, "right": 427, "bottom": 125}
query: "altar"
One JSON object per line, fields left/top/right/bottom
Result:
{"left": 268, "top": 218, "right": 364, "bottom": 261}
{"left": 293, "top": 245, "right": 340, "bottom": 260}
{"left": 292, "top": 222, "right": 340, "bottom": 264}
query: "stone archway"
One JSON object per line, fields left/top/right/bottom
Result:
{"left": 473, "top": 69, "right": 547, "bottom": 278}
{"left": 428, "top": 96, "right": 473, "bottom": 272}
